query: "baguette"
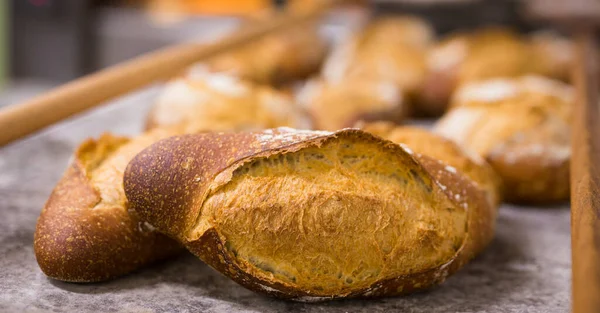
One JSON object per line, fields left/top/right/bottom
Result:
{"left": 124, "top": 128, "right": 496, "bottom": 300}
{"left": 434, "top": 75, "right": 572, "bottom": 203}
{"left": 34, "top": 128, "right": 183, "bottom": 282}
{"left": 357, "top": 122, "right": 501, "bottom": 206}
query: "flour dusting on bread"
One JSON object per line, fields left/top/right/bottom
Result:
{"left": 453, "top": 75, "right": 574, "bottom": 105}
{"left": 453, "top": 79, "right": 519, "bottom": 104}
{"left": 153, "top": 80, "right": 210, "bottom": 125}
{"left": 434, "top": 107, "right": 484, "bottom": 144}
{"left": 188, "top": 63, "right": 249, "bottom": 96}
{"left": 256, "top": 127, "right": 332, "bottom": 146}
{"left": 427, "top": 38, "right": 468, "bottom": 71}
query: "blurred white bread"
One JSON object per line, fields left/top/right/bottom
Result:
{"left": 146, "top": 64, "right": 310, "bottom": 132}
{"left": 434, "top": 75, "right": 573, "bottom": 203}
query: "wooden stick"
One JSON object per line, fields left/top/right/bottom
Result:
{"left": 571, "top": 29, "right": 600, "bottom": 313}
{"left": 0, "top": 1, "right": 340, "bottom": 147}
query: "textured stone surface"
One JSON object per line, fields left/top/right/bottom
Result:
{"left": 0, "top": 86, "right": 570, "bottom": 312}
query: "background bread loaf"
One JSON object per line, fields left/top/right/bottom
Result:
{"left": 207, "top": 21, "right": 327, "bottom": 85}
{"left": 422, "top": 28, "right": 573, "bottom": 115}
{"left": 434, "top": 75, "right": 572, "bottom": 203}
{"left": 298, "top": 79, "right": 406, "bottom": 131}
{"left": 321, "top": 16, "right": 434, "bottom": 116}
{"left": 358, "top": 122, "right": 501, "bottom": 206}
{"left": 146, "top": 64, "right": 310, "bottom": 132}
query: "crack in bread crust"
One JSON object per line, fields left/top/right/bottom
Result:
{"left": 197, "top": 137, "right": 467, "bottom": 295}
{"left": 124, "top": 128, "right": 496, "bottom": 299}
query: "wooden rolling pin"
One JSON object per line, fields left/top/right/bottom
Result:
{"left": 0, "top": 0, "right": 341, "bottom": 147}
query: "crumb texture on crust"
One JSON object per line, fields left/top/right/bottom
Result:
{"left": 197, "top": 138, "right": 466, "bottom": 295}
{"left": 124, "top": 128, "right": 496, "bottom": 299}
{"left": 90, "top": 129, "right": 178, "bottom": 209}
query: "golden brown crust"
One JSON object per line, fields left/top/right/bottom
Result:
{"left": 357, "top": 121, "right": 502, "bottom": 206}
{"left": 486, "top": 123, "right": 570, "bottom": 203}
{"left": 207, "top": 21, "right": 326, "bottom": 85}
{"left": 34, "top": 131, "right": 183, "bottom": 282}
{"left": 125, "top": 128, "right": 335, "bottom": 238}
{"left": 421, "top": 28, "right": 573, "bottom": 115}
{"left": 434, "top": 76, "right": 572, "bottom": 203}
{"left": 322, "top": 16, "right": 431, "bottom": 86}
{"left": 298, "top": 79, "right": 407, "bottom": 131}
{"left": 321, "top": 16, "right": 432, "bottom": 116}
{"left": 124, "top": 128, "right": 496, "bottom": 300}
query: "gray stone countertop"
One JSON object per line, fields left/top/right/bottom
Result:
{"left": 0, "top": 85, "right": 571, "bottom": 313}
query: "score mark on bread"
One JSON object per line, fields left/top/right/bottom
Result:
{"left": 124, "top": 128, "right": 496, "bottom": 300}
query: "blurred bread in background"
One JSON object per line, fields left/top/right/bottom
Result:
{"left": 206, "top": 21, "right": 328, "bottom": 85}
{"left": 434, "top": 75, "right": 573, "bottom": 203}
{"left": 298, "top": 78, "right": 406, "bottom": 130}
{"left": 422, "top": 27, "right": 573, "bottom": 115}
{"left": 321, "top": 16, "right": 433, "bottom": 98}
{"left": 146, "top": 64, "right": 310, "bottom": 132}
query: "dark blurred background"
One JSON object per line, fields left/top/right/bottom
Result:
{"left": 0, "top": 0, "right": 560, "bottom": 106}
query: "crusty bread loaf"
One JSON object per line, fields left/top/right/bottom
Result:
{"left": 321, "top": 16, "right": 433, "bottom": 104}
{"left": 146, "top": 64, "right": 310, "bottom": 132}
{"left": 124, "top": 128, "right": 496, "bottom": 301}
{"left": 434, "top": 75, "right": 572, "bottom": 203}
{"left": 34, "top": 128, "right": 184, "bottom": 282}
{"left": 422, "top": 28, "right": 573, "bottom": 114}
{"left": 357, "top": 122, "right": 501, "bottom": 206}
{"left": 35, "top": 59, "right": 315, "bottom": 282}
{"left": 207, "top": 22, "right": 327, "bottom": 85}
{"left": 297, "top": 78, "right": 406, "bottom": 131}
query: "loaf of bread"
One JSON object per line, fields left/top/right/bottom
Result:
{"left": 434, "top": 75, "right": 572, "bottom": 203}
{"left": 297, "top": 78, "right": 406, "bottom": 131}
{"left": 34, "top": 128, "right": 184, "bottom": 282}
{"left": 124, "top": 128, "right": 497, "bottom": 301}
{"left": 207, "top": 22, "right": 327, "bottom": 85}
{"left": 422, "top": 27, "right": 573, "bottom": 113}
{"left": 357, "top": 122, "right": 501, "bottom": 206}
{"left": 303, "top": 16, "right": 429, "bottom": 128}
{"left": 146, "top": 64, "right": 310, "bottom": 132}
{"left": 321, "top": 16, "right": 433, "bottom": 106}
